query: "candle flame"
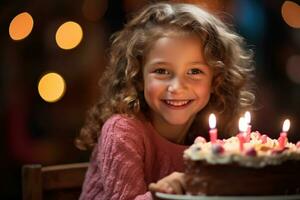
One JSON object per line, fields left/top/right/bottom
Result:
{"left": 209, "top": 113, "right": 216, "bottom": 129}
{"left": 239, "top": 117, "right": 247, "bottom": 132}
{"left": 282, "top": 119, "right": 290, "bottom": 132}
{"left": 244, "top": 111, "right": 251, "bottom": 124}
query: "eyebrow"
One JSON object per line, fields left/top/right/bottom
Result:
{"left": 147, "top": 61, "right": 169, "bottom": 65}
{"left": 148, "top": 60, "right": 207, "bottom": 66}
{"left": 189, "top": 61, "right": 208, "bottom": 66}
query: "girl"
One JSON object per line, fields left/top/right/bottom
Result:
{"left": 76, "top": 2, "right": 255, "bottom": 199}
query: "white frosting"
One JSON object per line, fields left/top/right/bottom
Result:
{"left": 184, "top": 132, "right": 300, "bottom": 168}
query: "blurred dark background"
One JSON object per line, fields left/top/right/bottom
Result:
{"left": 1, "top": 0, "right": 300, "bottom": 199}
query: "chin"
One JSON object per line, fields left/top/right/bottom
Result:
{"left": 163, "top": 116, "right": 191, "bottom": 126}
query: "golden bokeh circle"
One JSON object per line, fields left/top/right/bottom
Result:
{"left": 9, "top": 12, "right": 34, "bottom": 40}
{"left": 55, "top": 21, "right": 83, "bottom": 50}
{"left": 38, "top": 72, "right": 66, "bottom": 103}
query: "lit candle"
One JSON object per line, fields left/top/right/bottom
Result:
{"left": 209, "top": 113, "right": 217, "bottom": 144}
{"left": 238, "top": 117, "right": 248, "bottom": 152}
{"left": 278, "top": 119, "right": 290, "bottom": 149}
{"left": 244, "top": 111, "right": 251, "bottom": 142}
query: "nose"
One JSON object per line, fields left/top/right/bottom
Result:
{"left": 167, "top": 77, "right": 186, "bottom": 93}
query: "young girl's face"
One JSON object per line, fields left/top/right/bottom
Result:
{"left": 143, "top": 35, "right": 213, "bottom": 128}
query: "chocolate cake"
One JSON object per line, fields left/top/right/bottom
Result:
{"left": 183, "top": 132, "right": 300, "bottom": 196}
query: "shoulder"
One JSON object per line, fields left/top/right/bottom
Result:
{"left": 99, "top": 114, "right": 147, "bottom": 155}
{"left": 102, "top": 114, "right": 146, "bottom": 132}
{"left": 101, "top": 114, "right": 148, "bottom": 142}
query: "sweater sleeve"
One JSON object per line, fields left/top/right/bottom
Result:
{"left": 87, "top": 116, "right": 153, "bottom": 200}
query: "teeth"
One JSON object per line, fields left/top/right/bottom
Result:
{"left": 165, "top": 100, "right": 189, "bottom": 106}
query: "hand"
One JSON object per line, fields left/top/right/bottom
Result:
{"left": 148, "top": 172, "right": 185, "bottom": 196}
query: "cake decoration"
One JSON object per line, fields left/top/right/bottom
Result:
{"left": 184, "top": 131, "right": 300, "bottom": 168}
{"left": 184, "top": 112, "right": 300, "bottom": 168}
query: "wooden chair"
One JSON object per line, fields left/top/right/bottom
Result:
{"left": 22, "top": 162, "right": 89, "bottom": 200}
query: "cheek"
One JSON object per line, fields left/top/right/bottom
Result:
{"left": 195, "top": 88, "right": 211, "bottom": 112}
{"left": 195, "top": 83, "right": 212, "bottom": 101}
{"left": 144, "top": 79, "right": 164, "bottom": 102}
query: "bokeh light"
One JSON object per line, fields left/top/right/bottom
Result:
{"left": 38, "top": 72, "right": 66, "bottom": 102}
{"left": 286, "top": 55, "right": 300, "bottom": 84}
{"left": 9, "top": 12, "right": 34, "bottom": 41}
{"left": 55, "top": 21, "right": 83, "bottom": 50}
{"left": 281, "top": 1, "right": 300, "bottom": 28}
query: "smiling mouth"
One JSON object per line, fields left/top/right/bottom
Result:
{"left": 163, "top": 100, "right": 193, "bottom": 107}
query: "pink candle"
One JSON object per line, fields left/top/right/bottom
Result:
{"left": 237, "top": 133, "right": 245, "bottom": 152}
{"left": 278, "top": 132, "right": 287, "bottom": 149}
{"left": 209, "top": 114, "right": 217, "bottom": 143}
{"left": 238, "top": 117, "right": 248, "bottom": 152}
{"left": 278, "top": 119, "right": 290, "bottom": 149}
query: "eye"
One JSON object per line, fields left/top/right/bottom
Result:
{"left": 188, "top": 68, "right": 203, "bottom": 75}
{"left": 154, "top": 68, "right": 169, "bottom": 75}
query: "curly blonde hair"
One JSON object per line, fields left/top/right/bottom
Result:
{"left": 75, "top": 2, "right": 255, "bottom": 150}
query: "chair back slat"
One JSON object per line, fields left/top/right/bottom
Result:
{"left": 22, "top": 162, "right": 89, "bottom": 200}
{"left": 22, "top": 164, "right": 42, "bottom": 200}
{"left": 42, "top": 163, "right": 89, "bottom": 190}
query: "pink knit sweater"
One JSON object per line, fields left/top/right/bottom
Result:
{"left": 80, "top": 114, "right": 188, "bottom": 200}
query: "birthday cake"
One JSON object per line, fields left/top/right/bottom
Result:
{"left": 184, "top": 132, "right": 300, "bottom": 196}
